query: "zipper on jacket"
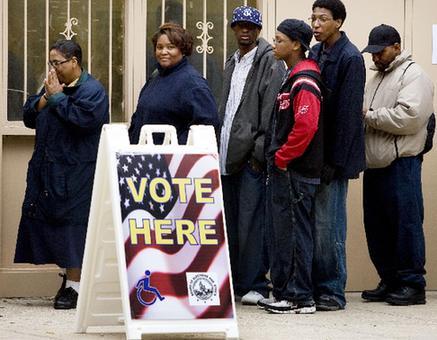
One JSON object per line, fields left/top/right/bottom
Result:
{"left": 368, "top": 73, "right": 385, "bottom": 110}
{"left": 365, "top": 73, "right": 385, "bottom": 135}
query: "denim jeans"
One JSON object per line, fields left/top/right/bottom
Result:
{"left": 363, "top": 156, "right": 426, "bottom": 289}
{"left": 313, "top": 178, "right": 348, "bottom": 307}
{"left": 267, "top": 168, "right": 317, "bottom": 303}
{"left": 221, "top": 164, "right": 270, "bottom": 297}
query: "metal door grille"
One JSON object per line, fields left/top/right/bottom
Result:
{"left": 7, "top": 0, "right": 124, "bottom": 122}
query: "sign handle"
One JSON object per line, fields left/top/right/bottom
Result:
{"left": 138, "top": 124, "right": 178, "bottom": 145}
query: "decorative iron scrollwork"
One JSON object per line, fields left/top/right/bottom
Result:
{"left": 196, "top": 21, "right": 214, "bottom": 54}
{"left": 60, "top": 17, "right": 78, "bottom": 40}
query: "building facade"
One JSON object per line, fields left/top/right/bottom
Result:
{"left": 0, "top": 0, "right": 436, "bottom": 296}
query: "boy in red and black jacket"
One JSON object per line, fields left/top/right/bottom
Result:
{"left": 262, "top": 19, "right": 324, "bottom": 314}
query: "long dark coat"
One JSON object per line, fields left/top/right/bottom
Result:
{"left": 14, "top": 70, "right": 109, "bottom": 268}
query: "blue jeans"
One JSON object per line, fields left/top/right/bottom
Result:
{"left": 221, "top": 164, "right": 270, "bottom": 297}
{"left": 313, "top": 179, "right": 348, "bottom": 307}
{"left": 267, "top": 168, "right": 317, "bottom": 303}
{"left": 363, "top": 156, "right": 426, "bottom": 289}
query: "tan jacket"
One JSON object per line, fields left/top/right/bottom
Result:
{"left": 364, "top": 50, "right": 434, "bottom": 168}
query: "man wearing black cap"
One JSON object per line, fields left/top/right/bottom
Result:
{"left": 308, "top": 0, "right": 366, "bottom": 312}
{"left": 260, "top": 18, "right": 324, "bottom": 314}
{"left": 218, "top": 5, "right": 285, "bottom": 305}
{"left": 361, "top": 24, "right": 434, "bottom": 306}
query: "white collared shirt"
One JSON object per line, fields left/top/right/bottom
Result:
{"left": 220, "top": 46, "right": 258, "bottom": 175}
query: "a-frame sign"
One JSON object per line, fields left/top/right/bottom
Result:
{"left": 75, "top": 124, "right": 239, "bottom": 339}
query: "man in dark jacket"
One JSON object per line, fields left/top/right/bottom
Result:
{"left": 308, "top": 0, "right": 366, "bottom": 311}
{"left": 219, "top": 5, "right": 285, "bottom": 305}
{"left": 261, "top": 18, "right": 324, "bottom": 314}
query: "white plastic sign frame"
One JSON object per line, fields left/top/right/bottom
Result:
{"left": 75, "top": 124, "right": 238, "bottom": 339}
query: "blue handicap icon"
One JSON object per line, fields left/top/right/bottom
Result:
{"left": 135, "top": 270, "right": 165, "bottom": 307}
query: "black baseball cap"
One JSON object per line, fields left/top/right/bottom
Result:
{"left": 362, "top": 24, "right": 401, "bottom": 54}
{"left": 277, "top": 19, "right": 313, "bottom": 51}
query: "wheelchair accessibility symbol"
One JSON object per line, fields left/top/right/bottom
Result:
{"left": 135, "top": 270, "right": 165, "bottom": 307}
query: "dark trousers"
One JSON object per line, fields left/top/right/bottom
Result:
{"left": 267, "top": 168, "right": 317, "bottom": 303}
{"left": 363, "top": 156, "right": 426, "bottom": 289}
{"left": 221, "top": 164, "right": 270, "bottom": 297}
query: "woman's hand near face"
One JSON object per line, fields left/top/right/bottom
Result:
{"left": 38, "top": 69, "right": 64, "bottom": 111}
{"left": 44, "top": 69, "right": 64, "bottom": 96}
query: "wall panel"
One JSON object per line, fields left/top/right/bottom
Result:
{"left": 0, "top": 136, "right": 59, "bottom": 296}
{"left": 411, "top": 0, "right": 437, "bottom": 290}
{"left": 1, "top": 0, "right": 436, "bottom": 297}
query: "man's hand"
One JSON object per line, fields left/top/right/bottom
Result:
{"left": 249, "top": 157, "right": 264, "bottom": 173}
{"left": 321, "top": 164, "right": 337, "bottom": 184}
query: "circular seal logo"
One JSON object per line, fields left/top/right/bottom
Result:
{"left": 188, "top": 273, "right": 218, "bottom": 303}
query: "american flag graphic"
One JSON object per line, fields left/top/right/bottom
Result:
{"left": 116, "top": 152, "right": 233, "bottom": 320}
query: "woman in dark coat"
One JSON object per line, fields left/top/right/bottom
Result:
{"left": 14, "top": 39, "right": 109, "bottom": 309}
{"left": 128, "top": 22, "right": 219, "bottom": 144}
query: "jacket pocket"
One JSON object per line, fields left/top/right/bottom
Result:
{"left": 271, "top": 167, "right": 292, "bottom": 205}
{"left": 394, "top": 136, "right": 399, "bottom": 159}
{"left": 38, "top": 162, "right": 70, "bottom": 223}
{"left": 365, "top": 128, "right": 397, "bottom": 168}
{"left": 48, "top": 162, "right": 67, "bottom": 198}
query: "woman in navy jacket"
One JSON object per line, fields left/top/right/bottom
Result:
{"left": 128, "top": 23, "right": 219, "bottom": 144}
{"left": 14, "top": 40, "right": 109, "bottom": 309}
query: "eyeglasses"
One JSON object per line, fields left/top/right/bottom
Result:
{"left": 308, "top": 15, "right": 334, "bottom": 25}
{"left": 47, "top": 59, "right": 71, "bottom": 68}
{"left": 272, "top": 38, "right": 291, "bottom": 44}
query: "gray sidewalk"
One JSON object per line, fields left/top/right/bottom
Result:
{"left": 1, "top": 292, "right": 437, "bottom": 339}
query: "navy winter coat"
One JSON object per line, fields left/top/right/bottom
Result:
{"left": 309, "top": 32, "right": 366, "bottom": 179}
{"left": 14, "top": 70, "right": 109, "bottom": 267}
{"left": 129, "top": 57, "right": 219, "bottom": 144}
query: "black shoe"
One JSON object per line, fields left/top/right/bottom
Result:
{"left": 386, "top": 286, "right": 426, "bottom": 306}
{"left": 361, "top": 282, "right": 392, "bottom": 302}
{"left": 315, "top": 297, "right": 344, "bottom": 311}
{"left": 54, "top": 287, "right": 78, "bottom": 309}
{"left": 54, "top": 273, "right": 67, "bottom": 303}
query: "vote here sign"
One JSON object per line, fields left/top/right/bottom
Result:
{"left": 116, "top": 152, "right": 233, "bottom": 320}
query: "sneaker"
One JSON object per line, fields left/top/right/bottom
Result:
{"left": 54, "top": 287, "right": 78, "bottom": 309}
{"left": 266, "top": 300, "right": 316, "bottom": 314}
{"left": 265, "top": 300, "right": 295, "bottom": 314}
{"left": 316, "top": 298, "right": 344, "bottom": 311}
{"left": 293, "top": 301, "right": 316, "bottom": 314}
{"left": 257, "top": 297, "right": 277, "bottom": 310}
{"left": 362, "top": 281, "right": 392, "bottom": 302}
{"left": 385, "top": 286, "right": 426, "bottom": 306}
{"left": 241, "top": 290, "right": 264, "bottom": 305}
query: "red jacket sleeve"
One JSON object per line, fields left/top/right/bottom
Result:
{"left": 275, "top": 88, "right": 320, "bottom": 169}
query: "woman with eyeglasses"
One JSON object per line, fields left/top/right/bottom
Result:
{"left": 14, "top": 39, "right": 109, "bottom": 310}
